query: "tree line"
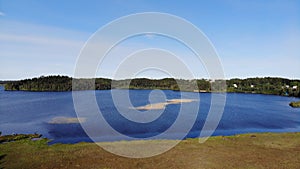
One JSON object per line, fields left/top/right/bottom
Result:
{"left": 4, "top": 75, "right": 300, "bottom": 97}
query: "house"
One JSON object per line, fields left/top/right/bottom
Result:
{"left": 233, "top": 84, "right": 238, "bottom": 88}
{"left": 250, "top": 85, "right": 254, "bottom": 88}
{"left": 293, "top": 86, "right": 298, "bottom": 90}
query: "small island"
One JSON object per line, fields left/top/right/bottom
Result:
{"left": 290, "top": 101, "right": 300, "bottom": 108}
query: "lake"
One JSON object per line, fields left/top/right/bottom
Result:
{"left": 0, "top": 86, "right": 300, "bottom": 144}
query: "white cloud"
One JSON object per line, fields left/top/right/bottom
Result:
{"left": 0, "top": 33, "right": 83, "bottom": 47}
{"left": 0, "top": 21, "right": 90, "bottom": 80}
{"left": 0, "top": 20, "right": 144, "bottom": 80}
{"left": 145, "top": 33, "right": 155, "bottom": 39}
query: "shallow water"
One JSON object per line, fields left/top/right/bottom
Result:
{"left": 0, "top": 86, "right": 299, "bottom": 143}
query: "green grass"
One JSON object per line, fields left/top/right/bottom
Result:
{"left": 1, "top": 132, "right": 300, "bottom": 169}
{"left": 0, "top": 133, "right": 41, "bottom": 143}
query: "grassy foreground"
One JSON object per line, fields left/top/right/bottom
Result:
{"left": 1, "top": 133, "right": 300, "bottom": 169}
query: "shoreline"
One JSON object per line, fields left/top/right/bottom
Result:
{"left": 1, "top": 131, "right": 300, "bottom": 144}
{"left": 3, "top": 76, "right": 300, "bottom": 98}
{"left": 2, "top": 87, "right": 300, "bottom": 99}
{"left": 77, "top": 131, "right": 300, "bottom": 144}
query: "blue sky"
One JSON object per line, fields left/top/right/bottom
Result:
{"left": 0, "top": 0, "right": 299, "bottom": 80}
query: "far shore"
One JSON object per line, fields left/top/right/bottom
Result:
{"left": 3, "top": 76, "right": 300, "bottom": 99}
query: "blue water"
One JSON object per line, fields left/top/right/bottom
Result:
{"left": 0, "top": 86, "right": 300, "bottom": 144}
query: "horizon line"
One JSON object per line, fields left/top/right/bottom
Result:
{"left": 1, "top": 74, "right": 300, "bottom": 81}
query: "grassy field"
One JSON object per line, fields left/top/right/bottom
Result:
{"left": 1, "top": 132, "right": 300, "bottom": 169}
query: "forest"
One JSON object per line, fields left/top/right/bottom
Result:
{"left": 4, "top": 75, "right": 300, "bottom": 97}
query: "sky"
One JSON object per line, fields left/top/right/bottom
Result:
{"left": 0, "top": 0, "right": 300, "bottom": 80}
